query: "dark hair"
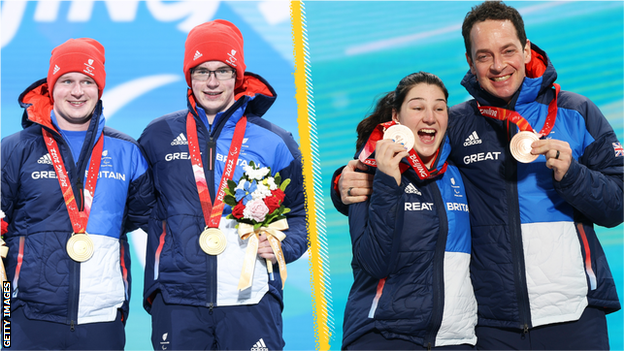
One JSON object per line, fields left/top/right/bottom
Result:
{"left": 462, "top": 1, "right": 527, "bottom": 58}
{"left": 355, "top": 71, "right": 449, "bottom": 152}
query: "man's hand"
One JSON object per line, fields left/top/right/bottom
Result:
{"left": 338, "top": 159, "right": 374, "bottom": 205}
{"left": 257, "top": 233, "right": 277, "bottom": 264}
{"left": 531, "top": 139, "right": 572, "bottom": 182}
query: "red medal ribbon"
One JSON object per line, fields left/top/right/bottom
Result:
{"left": 358, "top": 121, "right": 447, "bottom": 180}
{"left": 42, "top": 128, "right": 104, "bottom": 234}
{"left": 477, "top": 83, "right": 560, "bottom": 138}
{"left": 186, "top": 112, "right": 247, "bottom": 229}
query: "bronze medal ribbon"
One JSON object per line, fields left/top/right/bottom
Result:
{"left": 477, "top": 83, "right": 560, "bottom": 138}
{"left": 359, "top": 121, "right": 448, "bottom": 180}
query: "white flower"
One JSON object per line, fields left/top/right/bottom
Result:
{"left": 244, "top": 165, "right": 270, "bottom": 180}
{"left": 251, "top": 182, "right": 272, "bottom": 200}
{"left": 266, "top": 177, "right": 277, "bottom": 191}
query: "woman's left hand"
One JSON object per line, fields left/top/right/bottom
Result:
{"left": 375, "top": 139, "right": 409, "bottom": 186}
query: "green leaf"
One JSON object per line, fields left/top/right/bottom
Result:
{"left": 282, "top": 207, "right": 291, "bottom": 215}
{"left": 224, "top": 196, "right": 237, "bottom": 207}
{"left": 227, "top": 179, "right": 237, "bottom": 191}
{"left": 280, "top": 178, "right": 291, "bottom": 191}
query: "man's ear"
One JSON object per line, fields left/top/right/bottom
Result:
{"left": 523, "top": 39, "right": 532, "bottom": 64}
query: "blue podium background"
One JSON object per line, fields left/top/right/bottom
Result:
{"left": 305, "top": 1, "right": 623, "bottom": 349}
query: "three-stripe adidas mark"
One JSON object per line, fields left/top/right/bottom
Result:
{"left": 463, "top": 131, "right": 482, "bottom": 147}
{"left": 38, "top": 153, "right": 52, "bottom": 165}
{"left": 405, "top": 183, "right": 422, "bottom": 195}
{"left": 171, "top": 133, "right": 188, "bottom": 146}
{"left": 250, "top": 338, "right": 269, "bottom": 351}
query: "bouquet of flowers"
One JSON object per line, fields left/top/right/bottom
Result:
{"left": 224, "top": 161, "right": 291, "bottom": 290}
{"left": 224, "top": 161, "right": 291, "bottom": 227}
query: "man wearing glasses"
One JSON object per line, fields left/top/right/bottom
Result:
{"left": 139, "top": 20, "right": 307, "bottom": 350}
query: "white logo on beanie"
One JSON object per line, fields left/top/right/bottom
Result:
{"left": 53, "top": 65, "right": 60, "bottom": 75}
{"left": 226, "top": 49, "right": 237, "bottom": 67}
{"left": 83, "top": 60, "right": 95, "bottom": 77}
{"left": 193, "top": 50, "right": 203, "bottom": 61}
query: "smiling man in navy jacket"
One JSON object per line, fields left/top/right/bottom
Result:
{"left": 1, "top": 38, "right": 154, "bottom": 350}
{"left": 139, "top": 20, "right": 307, "bottom": 351}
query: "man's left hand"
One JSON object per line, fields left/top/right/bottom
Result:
{"left": 531, "top": 139, "right": 572, "bottom": 182}
{"left": 257, "top": 233, "right": 277, "bottom": 264}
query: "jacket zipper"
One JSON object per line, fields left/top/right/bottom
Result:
{"left": 55, "top": 131, "right": 85, "bottom": 330}
{"left": 423, "top": 181, "right": 448, "bottom": 347}
{"left": 205, "top": 123, "right": 217, "bottom": 308}
{"left": 506, "top": 127, "right": 532, "bottom": 331}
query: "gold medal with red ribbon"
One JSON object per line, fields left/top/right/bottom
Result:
{"left": 186, "top": 97, "right": 247, "bottom": 255}
{"left": 42, "top": 128, "right": 104, "bottom": 262}
{"left": 358, "top": 120, "right": 448, "bottom": 180}
{"left": 236, "top": 219, "right": 288, "bottom": 291}
{"left": 477, "top": 83, "right": 560, "bottom": 163}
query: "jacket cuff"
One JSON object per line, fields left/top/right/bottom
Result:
{"left": 554, "top": 157, "right": 580, "bottom": 191}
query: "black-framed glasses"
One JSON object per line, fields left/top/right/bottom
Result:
{"left": 191, "top": 67, "right": 236, "bottom": 81}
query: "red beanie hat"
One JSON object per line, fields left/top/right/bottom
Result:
{"left": 183, "top": 20, "right": 245, "bottom": 89}
{"left": 47, "top": 38, "right": 106, "bottom": 101}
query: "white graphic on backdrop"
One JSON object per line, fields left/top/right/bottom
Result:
{"left": 1, "top": 1, "right": 220, "bottom": 48}
{"left": 101, "top": 74, "right": 181, "bottom": 118}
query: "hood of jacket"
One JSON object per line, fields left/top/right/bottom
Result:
{"left": 18, "top": 78, "right": 106, "bottom": 143}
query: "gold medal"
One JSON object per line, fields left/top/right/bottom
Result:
{"left": 67, "top": 233, "right": 94, "bottom": 262}
{"left": 383, "top": 124, "right": 415, "bottom": 150}
{"left": 510, "top": 131, "right": 539, "bottom": 163}
{"left": 199, "top": 227, "right": 227, "bottom": 255}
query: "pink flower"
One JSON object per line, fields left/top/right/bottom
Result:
{"left": 243, "top": 199, "right": 270, "bottom": 223}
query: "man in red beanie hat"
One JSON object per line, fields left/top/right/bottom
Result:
{"left": 139, "top": 19, "right": 308, "bottom": 350}
{"left": 1, "top": 38, "right": 154, "bottom": 349}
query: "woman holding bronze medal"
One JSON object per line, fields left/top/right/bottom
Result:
{"left": 342, "top": 72, "right": 477, "bottom": 350}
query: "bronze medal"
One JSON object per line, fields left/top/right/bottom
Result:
{"left": 67, "top": 233, "right": 94, "bottom": 262}
{"left": 383, "top": 124, "right": 415, "bottom": 150}
{"left": 199, "top": 227, "right": 227, "bottom": 255}
{"left": 510, "top": 131, "right": 539, "bottom": 163}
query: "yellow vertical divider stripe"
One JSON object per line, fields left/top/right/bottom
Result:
{"left": 291, "top": 2, "right": 333, "bottom": 350}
